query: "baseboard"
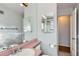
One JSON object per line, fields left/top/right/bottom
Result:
{"left": 59, "top": 45, "right": 70, "bottom": 53}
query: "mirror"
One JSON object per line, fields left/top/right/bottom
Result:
{"left": 0, "top": 25, "right": 22, "bottom": 50}
{"left": 41, "top": 15, "right": 54, "bottom": 33}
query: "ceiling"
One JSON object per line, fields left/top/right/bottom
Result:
{"left": 0, "top": 3, "right": 24, "bottom": 16}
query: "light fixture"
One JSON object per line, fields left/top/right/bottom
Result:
{"left": 20, "top": 3, "right": 28, "bottom": 7}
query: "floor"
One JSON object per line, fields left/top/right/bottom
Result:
{"left": 42, "top": 51, "right": 70, "bottom": 56}
{"left": 58, "top": 51, "right": 71, "bottom": 56}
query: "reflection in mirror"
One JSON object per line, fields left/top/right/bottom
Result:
{"left": 0, "top": 25, "right": 23, "bottom": 52}
{"left": 41, "top": 15, "right": 54, "bottom": 33}
{"left": 23, "top": 17, "right": 32, "bottom": 32}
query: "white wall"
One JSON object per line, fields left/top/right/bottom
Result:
{"left": 37, "top": 3, "right": 58, "bottom": 55}
{"left": 57, "top": 7, "right": 74, "bottom": 47}
{"left": 24, "top": 4, "right": 37, "bottom": 41}
{"left": 0, "top": 4, "right": 23, "bottom": 46}
{"left": 24, "top": 3, "right": 58, "bottom": 55}
{"left": 58, "top": 16, "right": 70, "bottom": 47}
{"left": 57, "top": 8, "right": 73, "bottom": 16}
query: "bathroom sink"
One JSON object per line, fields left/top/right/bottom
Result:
{"left": 14, "top": 48, "right": 35, "bottom": 56}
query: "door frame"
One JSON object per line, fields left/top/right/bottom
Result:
{"left": 70, "top": 8, "right": 78, "bottom": 56}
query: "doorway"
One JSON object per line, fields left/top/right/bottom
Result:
{"left": 58, "top": 16, "right": 71, "bottom": 56}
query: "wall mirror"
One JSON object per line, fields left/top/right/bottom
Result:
{"left": 41, "top": 15, "right": 54, "bottom": 33}
{"left": 0, "top": 25, "right": 22, "bottom": 51}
